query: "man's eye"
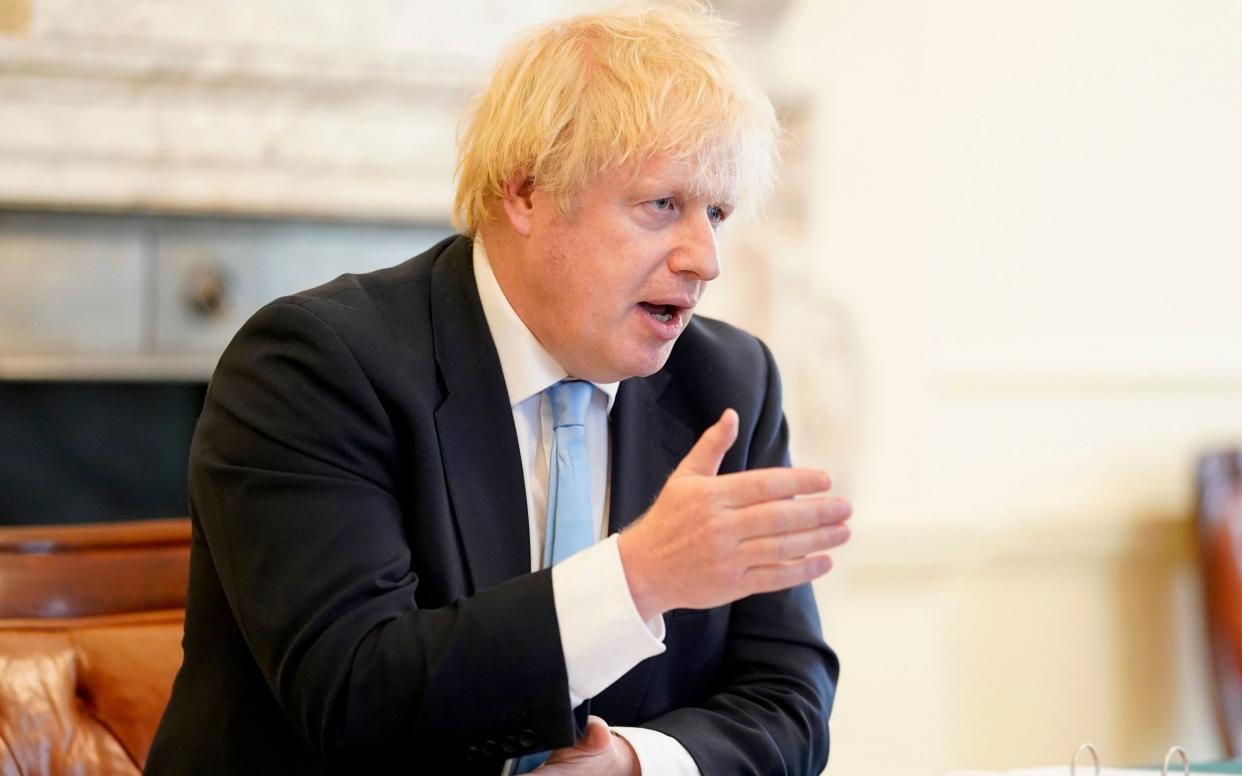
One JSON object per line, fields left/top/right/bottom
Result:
{"left": 650, "top": 197, "right": 676, "bottom": 211}
{"left": 707, "top": 205, "right": 726, "bottom": 225}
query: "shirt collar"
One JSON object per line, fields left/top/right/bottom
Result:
{"left": 472, "top": 237, "right": 619, "bottom": 413}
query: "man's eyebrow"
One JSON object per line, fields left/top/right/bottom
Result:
{"left": 632, "top": 176, "right": 680, "bottom": 192}
{"left": 636, "top": 180, "right": 718, "bottom": 202}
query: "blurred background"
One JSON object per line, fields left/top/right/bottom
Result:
{"left": 0, "top": 1, "right": 1239, "bottom": 773}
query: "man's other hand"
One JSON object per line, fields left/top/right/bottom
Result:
{"left": 618, "top": 408, "right": 852, "bottom": 620}
{"left": 533, "top": 716, "right": 640, "bottom": 775}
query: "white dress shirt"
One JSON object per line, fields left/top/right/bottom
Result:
{"left": 472, "top": 239, "right": 702, "bottom": 775}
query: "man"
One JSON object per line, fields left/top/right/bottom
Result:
{"left": 148, "top": 3, "right": 852, "bottom": 774}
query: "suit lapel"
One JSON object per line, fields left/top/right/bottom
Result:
{"left": 608, "top": 371, "right": 696, "bottom": 535}
{"left": 430, "top": 238, "right": 530, "bottom": 593}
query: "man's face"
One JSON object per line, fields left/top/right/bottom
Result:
{"left": 502, "top": 155, "right": 729, "bottom": 383}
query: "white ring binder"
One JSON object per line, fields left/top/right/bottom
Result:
{"left": 1161, "top": 746, "right": 1190, "bottom": 776}
{"left": 1070, "top": 743, "right": 1101, "bottom": 776}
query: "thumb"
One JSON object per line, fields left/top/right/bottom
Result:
{"left": 675, "top": 409, "right": 738, "bottom": 477}
{"left": 574, "top": 716, "right": 613, "bottom": 755}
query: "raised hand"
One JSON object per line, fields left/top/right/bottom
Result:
{"left": 618, "top": 409, "right": 851, "bottom": 620}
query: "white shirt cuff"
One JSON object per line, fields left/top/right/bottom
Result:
{"left": 552, "top": 534, "right": 666, "bottom": 706}
{"left": 613, "top": 726, "right": 703, "bottom": 775}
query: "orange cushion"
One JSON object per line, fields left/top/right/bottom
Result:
{"left": 0, "top": 612, "right": 184, "bottom": 774}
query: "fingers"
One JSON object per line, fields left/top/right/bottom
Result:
{"left": 738, "top": 523, "right": 851, "bottom": 565}
{"left": 675, "top": 409, "right": 739, "bottom": 477}
{"left": 734, "top": 496, "right": 852, "bottom": 539}
{"left": 742, "top": 554, "right": 834, "bottom": 594}
{"left": 717, "top": 467, "right": 832, "bottom": 507}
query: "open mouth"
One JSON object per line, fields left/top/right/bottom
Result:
{"left": 639, "top": 302, "right": 678, "bottom": 323}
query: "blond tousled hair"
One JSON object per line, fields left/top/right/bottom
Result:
{"left": 452, "top": 1, "right": 780, "bottom": 236}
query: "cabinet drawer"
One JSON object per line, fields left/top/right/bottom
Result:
{"left": 151, "top": 219, "right": 450, "bottom": 354}
{"left": 0, "top": 213, "right": 145, "bottom": 356}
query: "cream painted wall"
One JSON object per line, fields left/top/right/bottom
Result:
{"left": 707, "top": 1, "right": 1242, "bottom": 773}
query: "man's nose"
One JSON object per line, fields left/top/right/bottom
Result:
{"left": 669, "top": 210, "right": 721, "bottom": 282}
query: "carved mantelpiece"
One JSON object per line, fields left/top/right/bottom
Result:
{"left": 0, "top": 41, "right": 465, "bottom": 219}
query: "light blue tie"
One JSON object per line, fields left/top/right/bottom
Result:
{"left": 513, "top": 379, "right": 595, "bottom": 774}
{"left": 541, "top": 379, "right": 596, "bottom": 567}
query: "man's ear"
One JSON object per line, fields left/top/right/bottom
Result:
{"left": 500, "top": 173, "right": 536, "bottom": 237}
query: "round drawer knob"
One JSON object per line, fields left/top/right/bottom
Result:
{"left": 183, "top": 262, "right": 231, "bottom": 318}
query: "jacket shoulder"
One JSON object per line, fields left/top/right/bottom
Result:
{"left": 211, "top": 235, "right": 470, "bottom": 410}
{"left": 275, "top": 234, "right": 461, "bottom": 323}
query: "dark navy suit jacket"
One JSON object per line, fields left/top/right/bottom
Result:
{"left": 147, "top": 235, "right": 838, "bottom": 774}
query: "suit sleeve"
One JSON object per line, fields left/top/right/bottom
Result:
{"left": 189, "top": 300, "right": 577, "bottom": 768}
{"left": 639, "top": 340, "right": 840, "bottom": 775}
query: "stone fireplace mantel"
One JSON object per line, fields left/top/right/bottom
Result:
{"left": 0, "top": 33, "right": 474, "bottom": 221}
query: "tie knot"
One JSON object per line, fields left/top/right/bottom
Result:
{"left": 548, "top": 380, "right": 593, "bottom": 429}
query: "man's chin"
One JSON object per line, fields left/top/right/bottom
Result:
{"left": 574, "top": 342, "right": 675, "bottom": 383}
{"left": 617, "top": 342, "right": 677, "bottom": 380}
